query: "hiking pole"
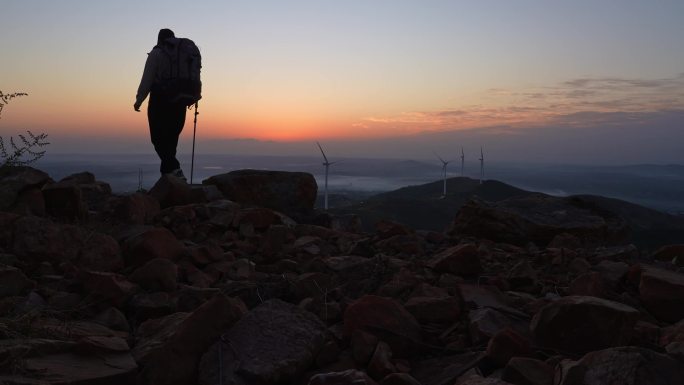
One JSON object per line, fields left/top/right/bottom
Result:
{"left": 190, "top": 102, "right": 199, "bottom": 184}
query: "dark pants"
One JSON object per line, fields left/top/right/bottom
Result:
{"left": 148, "top": 92, "right": 187, "bottom": 174}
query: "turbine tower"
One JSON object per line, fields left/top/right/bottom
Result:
{"left": 316, "top": 141, "right": 335, "bottom": 210}
{"left": 479, "top": 147, "right": 484, "bottom": 184}
{"left": 460, "top": 147, "right": 465, "bottom": 177}
{"left": 435, "top": 152, "right": 450, "bottom": 197}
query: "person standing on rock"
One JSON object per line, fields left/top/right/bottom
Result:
{"left": 134, "top": 28, "right": 194, "bottom": 181}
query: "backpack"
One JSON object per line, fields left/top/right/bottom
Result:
{"left": 157, "top": 37, "right": 202, "bottom": 106}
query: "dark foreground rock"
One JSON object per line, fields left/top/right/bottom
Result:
{"left": 199, "top": 299, "right": 327, "bottom": 385}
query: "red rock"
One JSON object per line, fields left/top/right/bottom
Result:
{"left": 129, "top": 258, "right": 178, "bottom": 292}
{"left": 93, "top": 307, "right": 130, "bottom": 332}
{"left": 530, "top": 295, "right": 640, "bottom": 354}
{"left": 375, "top": 234, "right": 425, "bottom": 256}
{"left": 468, "top": 307, "right": 529, "bottom": 345}
{"left": 427, "top": 243, "right": 482, "bottom": 276}
{"left": 568, "top": 272, "right": 611, "bottom": 298}
{"left": 308, "top": 369, "right": 378, "bottom": 385}
{"left": 404, "top": 295, "right": 460, "bottom": 325}
{"left": 507, "top": 260, "right": 538, "bottom": 290}
{"left": 502, "top": 357, "right": 554, "bottom": 385}
{"left": 368, "top": 341, "right": 396, "bottom": 380}
{"left": 380, "top": 373, "right": 422, "bottom": 385}
{"left": 660, "top": 319, "right": 684, "bottom": 345}
{"left": 204, "top": 170, "right": 317, "bottom": 220}
{"left": 76, "top": 336, "right": 130, "bottom": 353}
{"left": 486, "top": 328, "right": 531, "bottom": 367}
{"left": 455, "top": 374, "right": 515, "bottom": 384}
{"left": 556, "top": 346, "right": 684, "bottom": 385}
{"left": 344, "top": 295, "right": 422, "bottom": 357}
{"left": 123, "top": 227, "right": 185, "bottom": 267}
{"left": 0, "top": 263, "right": 35, "bottom": 297}
{"left": 79, "top": 270, "right": 138, "bottom": 307}
{"left": 149, "top": 174, "right": 193, "bottom": 208}
{"left": 12, "top": 186, "right": 46, "bottom": 216}
{"left": 375, "top": 220, "right": 414, "bottom": 239}
{"left": 594, "top": 260, "right": 629, "bottom": 286}
{"left": 651, "top": 244, "right": 684, "bottom": 263}
{"left": 42, "top": 182, "right": 88, "bottom": 220}
{"left": 128, "top": 292, "right": 176, "bottom": 322}
{"left": 134, "top": 294, "right": 246, "bottom": 385}
{"left": 12, "top": 216, "right": 80, "bottom": 262}
{"left": 234, "top": 207, "right": 282, "bottom": 230}
{"left": 352, "top": 329, "right": 379, "bottom": 365}
{"left": 638, "top": 265, "right": 684, "bottom": 323}
{"left": 113, "top": 193, "right": 160, "bottom": 225}
{"left": 78, "top": 232, "right": 123, "bottom": 272}
{"left": 0, "top": 166, "right": 51, "bottom": 211}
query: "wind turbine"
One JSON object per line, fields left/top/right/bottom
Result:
{"left": 435, "top": 152, "right": 450, "bottom": 197}
{"left": 316, "top": 141, "right": 335, "bottom": 210}
{"left": 460, "top": 147, "right": 465, "bottom": 177}
{"left": 479, "top": 147, "right": 484, "bottom": 184}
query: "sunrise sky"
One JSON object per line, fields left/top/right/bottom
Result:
{"left": 1, "top": 0, "right": 683, "bottom": 162}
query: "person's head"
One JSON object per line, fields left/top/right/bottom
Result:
{"left": 157, "top": 28, "right": 175, "bottom": 46}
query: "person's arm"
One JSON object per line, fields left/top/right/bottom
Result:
{"left": 134, "top": 50, "right": 159, "bottom": 111}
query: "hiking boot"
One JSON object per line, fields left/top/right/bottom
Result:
{"left": 166, "top": 168, "right": 187, "bottom": 182}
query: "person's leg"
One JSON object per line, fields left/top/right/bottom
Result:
{"left": 165, "top": 103, "right": 187, "bottom": 173}
{"left": 148, "top": 97, "right": 185, "bottom": 174}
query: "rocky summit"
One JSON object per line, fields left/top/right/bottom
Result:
{"left": 0, "top": 165, "right": 683, "bottom": 385}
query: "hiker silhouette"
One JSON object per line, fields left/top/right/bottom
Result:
{"left": 134, "top": 28, "right": 187, "bottom": 179}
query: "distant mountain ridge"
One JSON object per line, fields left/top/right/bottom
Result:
{"left": 332, "top": 176, "right": 684, "bottom": 249}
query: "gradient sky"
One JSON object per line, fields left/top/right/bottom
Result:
{"left": 1, "top": 0, "right": 683, "bottom": 163}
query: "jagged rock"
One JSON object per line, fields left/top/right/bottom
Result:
{"left": 594, "top": 260, "right": 629, "bottom": 286}
{"left": 556, "top": 346, "right": 684, "bottom": 385}
{"left": 568, "top": 272, "right": 612, "bottom": 298}
{"left": 128, "top": 291, "right": 176, "bottom": 322}
{"left": 507, "top": 260, "right": 538, "bottom": 290}
{"left": 113, "top": 193, "right": 160, "bottom": 224}
{"left": 468, "top": 307, "right": 530, "bottom": 345}
{"left": 404, "top": 295, "right": 460, "bottom": 325}
{"left": 352, "top": 329, "right": 380, "bottom": 365}
{"left": 375, "top": 220, "right": 414, "bottom": 239}
{"left": 381, "top": 373, "right": 422, "bottom": 385}
{"left": 501, "top": 357, "right": 554, "bottom": 385}
{"left": 344, "top": 295, "right": 422, "bottom": 357}
{"left": 638, "top": 265, "right": 684, "bottom": 323}
{"left": 134, "top": 294, "right": 246, "bottom": 385}
{"left": 0, "top": 263, "right": 35, "bottom": 297}
{"left": 42, "top": 181, "right": 88, "bottom": 220}
{"left": 203, "top": 169, "right": 317, "bottom": 220}
{"left": 199, "top": 299, "right": 327, "bottom": 385}
{"left": 457, "top": 284, "right": 528, "bottom": 318}
{"left": 412, "top": 352, "right": 484, "bottom": 385}
{"left": 455, "top": 375, "right": 515, "bottom": 384}
{"left": 12, "top": 215, "right": 80, "bottom": 262}
{"left": 149, "top": 174, "right": 193, "bottom": 208}
{"left": 79, "top": 232, "right": 123, "bottom": 272}
{"left": 486, "top": 328, "right": 531, "bottom": 367}
{"left": 0, "top": 351, "right": 138, "bottom": 384}
{"left": 129, "top": 257, "right": 178, "bottom": 292}
{"left": 651, "top": 244, "right": 684, "bottom": 264}
{"left": 93, "top": 306, "right": 130, "bottom": 332}
{"left": 0, "top": 166, "right": 51, "bottom": 211}
{"left": 530, "top": 295, "right": 640, "bottom": 354}
{"left": 122, "top": 227, "right": 186, "bottom": 267}
{"left": 78, "top": 270, "right": 139, "bottom": 307}
{"left": 308, "top": 369, "right": 378, "bottom": 385}
{"left": 427, "top": 243, "right": 482, "bottom": 277}
{"left": 76, "top": 335, "right": 129, "bottom": 354}
{"left": 368, "top": 341, "right": 396, "bottom": 380}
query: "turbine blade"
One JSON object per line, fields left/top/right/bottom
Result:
{"left": 316, "top": 141, "right": 329, "bottom": 163}
{"left": 433, "top": 151, "right": 446, "bottom": 164}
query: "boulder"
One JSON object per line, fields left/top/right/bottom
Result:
{"left": 203, "top": 169, "right": 317, "bottom": 219}
{"left": 199, "top": 299, "right": 327, "bottom": 385}
{"left": 0, "top": 263, "right": 35, "bottom": 297}
{"left": 638, "top": 266, "right": 684, "bottom": 323}
{"left": 149, "top": 174, "right": 193, "bottom": 208}
{"left": 134, "top": 294, "right": 246, "bottom": 385}
{"left": 344, "top": 295, "right": 422, "bottom": 357}
{"left": 427, "top": 243, "right": 482, "bottom": 277}
{"left": 651, "top": 244, "right": 684, "bottom": 264}
{"left": 78, "top": 270, "right": 139, "bottom": 308}
{"left": 129, "top": 258, "right": 178, "bottom": 292}
{"left": 308, "top": 369, "right": 378, "bottom": 385}
{"left": 557, "top": 346, "right": 684, "bottom": 385}
{"left": 42, "top": 181, "right": 88, "bottom": 220}
{"left": 485, "top": 328, "right": 531, "bottom": 367}
{"left": 0, "top": 351, "right": 137, "bottom": 384}
{"left": 367, "top": 341, "right": 396, "bottom": 381}
{"left": 404, "top": 295, "right": 460, "bottom": 325}
{"left": 78, "top": 232, "right": 124, "bottom": 272}
{"left": 530, "top": 295, "right": 639, "bottom": 354}
{"left": 381, "top": 373, "right": 422, "bottom": 385}
{"left": 502, "top": 357, "right": 554, "bottom": 385}
{"left": 0, "top": 166, "right": 51, "bottom": 211}
{"left": 122, "top": 227, "right": 186, "bottom": 267}
{"left": 113, "top": 193, "right": 160, "bottom": 224}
